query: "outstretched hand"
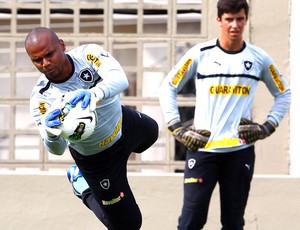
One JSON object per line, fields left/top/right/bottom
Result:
{"left": 44, "top": 109, "right": 62, "bottom": 127}
{"left": 69, "top": 90, "right": 92, "bottom": 109}
{"left": 42, "top": 108, "right": 62, "bottom": 137}
{"left": 68, "top": 89, "right": 101, "bottom": 112}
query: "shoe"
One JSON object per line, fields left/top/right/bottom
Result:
{"left": 67, "top": 165, "right": 89, "bottom": 198}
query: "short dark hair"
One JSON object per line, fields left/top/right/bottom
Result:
{"left": 217, "top": 0, "right": 249, "bottom": 19}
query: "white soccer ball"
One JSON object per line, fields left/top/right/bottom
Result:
{"left": 58, "top": 91, "right": 98, "bottom": 142}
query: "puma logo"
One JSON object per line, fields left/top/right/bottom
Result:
{"left": 245, "top": 164, "right": 251, "bottom": 171}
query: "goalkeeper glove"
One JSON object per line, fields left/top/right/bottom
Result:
{"left": 69, "top": 88, "right": 104, "bottom": 112}
{"left": 168, "top": 121, "right": 211, "bottom": 151}
{"left": 238, "top": 118, "right": 276, "bottom": 144}
{"left": 41, "top": 109, "right": 63, "bottom": 137}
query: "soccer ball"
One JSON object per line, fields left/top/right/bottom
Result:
{"left": 58, "top": 91, "right": 98, "bottom": 142}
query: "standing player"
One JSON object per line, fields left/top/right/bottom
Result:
{"left": 159, "top": 0, "right": 291, "bottom": 229}
{"left": 25, "top": 27, "right": 158, "bottom": 229}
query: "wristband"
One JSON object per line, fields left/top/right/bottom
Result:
{"left": 167, "top": 121, "right": 182, "bottom": 134}
{"left": 263, "top": 120, "right": 276, "bottom": 135}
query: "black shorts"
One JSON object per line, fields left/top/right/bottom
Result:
{"left": 178, "top": 146, "right": 255, "bottom": 230}
{"left": 69, "top": 106, "right": 158, "bottom": 229}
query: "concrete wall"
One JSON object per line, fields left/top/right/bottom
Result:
{"left": 0, "top": 0, "right": 293, "bottom": 175}
{"left": 1, "top": 173, "right": 299, "bottom": 230}
{"left": 248, "top": 0, "right": 291, "bottom": 175}
{"left": 0, "top": 1, "right": 296, "bottom": 229}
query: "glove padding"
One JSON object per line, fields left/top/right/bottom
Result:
{"left": 69, "top": 88, "right": 104, "bottom": 112}
{"left": 168, "top": 121, "right": 211, "bottom": 151}
{"left": 238, "top": 118, "right": 276, "bottom": 144}
{"left": 42, "top": 109, "right": 63, "bottom": 137}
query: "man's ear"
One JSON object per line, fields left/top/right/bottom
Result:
{"left": 216, "top": 17, "right": 222, "bottom": 26}
{"left": 60, "top": 39, "right": 66, "bottom": 51}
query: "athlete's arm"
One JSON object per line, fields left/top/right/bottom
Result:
{"left": 30, "top": 93, "right": 67, "bottom": 155}
{"left": 260, "top": 54, "right": 291, "bottom": 126}
{"left": 84, "top": 44, "right": 129, "bottom": 99}
{"left": 159, "top": 46, "right": 198, "bottom": 124}
{"left": 37, "top": 123, "right": 67, "bottom": 155}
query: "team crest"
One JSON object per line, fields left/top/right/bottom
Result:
{"left": 38, "top": 102, "right": 47, "bottom": 116}
{"left": 79, "top": 69, "right": 93, "bottom": 83}
{"left": 100, "top": 179, "right": 110, "bottom": 190}
{"left": 188, "top": 158, "right": 196, "bottom": 169}
{"left": 244, "top": 61, "right": 253, "bottom": 71}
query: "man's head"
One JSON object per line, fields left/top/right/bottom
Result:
{"left": 25, "top": 27, "right": 71, "bottom": 82}
{"left": 217, "top": 0, "right": 249, "bottom": 20}
{"left": 216, "top": 0, "right": 249, "bottom": 47}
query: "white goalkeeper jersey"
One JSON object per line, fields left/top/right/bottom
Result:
{"left": 159, "top": 38, "right": 291, "bottom": 152}
{"left": 30, "top": 44, "right": 128, "bottom": 156}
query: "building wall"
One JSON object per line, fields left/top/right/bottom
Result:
{"left": 0, "top": 0, "right": 293, "bottom": 174}
{"left": 0, "top": 2, "right": 298, "bottom": 229}
{"left": 290, "top": 0, "right": 300, "bottom": 175}
{"left": 249, "top": 0, "right": 291, "bottom": 174}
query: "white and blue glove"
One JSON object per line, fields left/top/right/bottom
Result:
{"left": 69, "top": 88, "right": 104, "bottom": 112}
{"left": 40, "top": 109, "right": 63, "bottom": 137}
{"left": 45, "top": 109, "right": 62, "bottom": 127}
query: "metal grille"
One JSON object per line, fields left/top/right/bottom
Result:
{"left": 0, "top": 0, "right": 207, "bottom": 172}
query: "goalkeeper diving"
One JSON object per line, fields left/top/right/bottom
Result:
{"left": 26, "top": 27, "right": 158, "bottom": 230}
